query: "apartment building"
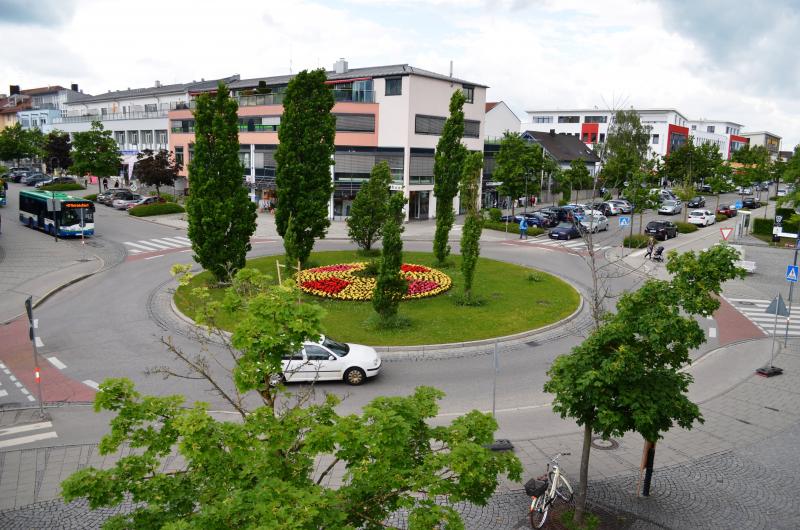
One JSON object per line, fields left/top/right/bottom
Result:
{"left": 741, "top": 131, "right": 782, "bottom": 160}
{"left": 687, "top": 119, "right": 748, "bottom": 160}
{"left": 15, "top": 84, "right": 89, "bottom": 134}
{"left": 484, "top": 101, "right": 521, "bottom": 141}
{"left": 168, "top": 60, "right": 486, "bottom": 220}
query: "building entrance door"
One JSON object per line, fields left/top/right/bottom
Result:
{"left": 409, "top": 191, "right": 430, "bottom": 220}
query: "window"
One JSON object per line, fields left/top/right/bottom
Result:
{"left": 171, "top": 119, "right": 195, "bottom": 133}
{"left": 156, "top": 130, "right": 167, "bottom": 145}
{"left": 462, "top": 86, "right": 474, "bottom": 104}
{"left": 410, "top": 150, "right": 435, "bottom": 184}
{"left": 127, "top": 131, "right": 138, "bottom": 145}
{"left": 652, "top": 134, "right": 660, "bottom": 144}
{"left": 691, "top": 125, "right": 696, "bottom": 130}
{"left": 707, "top": 125, "right": 715, "bottom": 133}
{"left": 305, "top": 344, "right": 332, "bottom": 361}
{"left": 385, "top": 77, "right": 402, "bottom": 96}
{"left": 558, "top": 116, "right": 580, "bottom": 123}
{"left": 281, "top": 350, "right": 303, "bottom": 361}
{"left": 533, "top": 116, "right": 553, "bottom": 123}
{"left": 114, "top": 131, "right": 125, "bottom": 145}
{"left": 584, "top": 115, "right": 607, "bottom": 123}
{"left": 334, "top": 113, "right": 376, "bottom": 132}
{"left": 590, "top": 133, "right": 597, "bottom": 143}
{"left": 40, "top": 115, "right": 47, "bottom": 125}
{"left": 464, "top": 119, "right": 480, "bottom": 138}
{"left": 415, "top": 114, "right": 447, "bottom": 135}
{"left": 175, "top": 146, "right": 184, "bottom": 166}
{"left": 582, "top": 133, "right": 590, "bottom": 142}
{"left": 144, "top": 103, "right": 157, "bottom": 113}
{"left": 20, "top": 118, "right": 30, "bottom": 128}
{"left": 599, "top": 133, "right": 606, "bottom": 143}
{"left": 142, "top": 130, "right": 153, "bottom": 145}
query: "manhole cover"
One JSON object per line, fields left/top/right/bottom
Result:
{"left": 739, "top": 301, "right": 755, "bottom": 306}
{"left": 591, "top": 436, "right": 619, "bottom": 450}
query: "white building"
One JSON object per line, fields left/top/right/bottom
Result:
{"left": 687, "top": 119, "right": 747, "bottom": 160}
{"left": 484, "top": 101, "right": 521, "bottom": 141}
{"left": 741, "top": 131, "right": 782, "bottom": 160}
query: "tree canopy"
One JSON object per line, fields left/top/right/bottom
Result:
{"left": 494, "top": 132, "right": 543, "bottom": 213}
{"left": 44, "top": 130, "right": 72, "bottom": 171}
{"left": 0, "top": 123, "right": 43, "bottom": 166}
{"left": 186, "top": 83, "right": 256, "bottom": 282}
{"left": 274, "top": 69, "right": 336, "bottom": 266}
{"left": 346, "top": 161, "right": 393, "bottom": 251}
{"left": 600, "top": 109, "right": 652, "bottom": 193}
{"left": 459, "top": 151, "right": 483, "bottom": 301}
{"left": 70, "top": 121, "right": 121, "bottom": 194}
{"left": 133, "top": 149, "right": 181, "bottom": 197}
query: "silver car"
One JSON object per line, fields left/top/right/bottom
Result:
{"left": 658, "top": 200, "right": 682, "bottom": 215}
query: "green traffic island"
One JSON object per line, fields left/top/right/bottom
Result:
{"left": 483, "top": 220, "right": 546, "bottom": 237}
{"left": 38, "top": 183, "right": 86, "bottom": 192}
{"left": 128, "top": 202, "right": 185, "bottom": 217}
{"left": 174, "top": 250, "right": 580, "bottom": 346}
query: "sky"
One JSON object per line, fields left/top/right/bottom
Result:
{"left": 0, "top": 0, "right": 798, "bottom": 149}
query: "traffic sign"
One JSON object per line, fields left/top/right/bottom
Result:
{"left": 735, "top": 201, "right": 743, "bottom": 209}
{"left": 766, "top": 293, "right": 790, "bottom": 316}
{"left": 720, "top": 227, "right": 733, "bottom": 241}
{"left": 619, "top": 216, "right": 631, "bottom": 226}
{"left": 787, "top": 265, "right": 799, "bottom": 283}
{"left": 130, "top": 182, "right": 138, "bottom": 192}
{"left": 775, "top": 215, "right": 783, "bottom": 226}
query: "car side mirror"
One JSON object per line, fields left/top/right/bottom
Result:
{"left": 328, "top": 355, "right": 336, "bottom": 361}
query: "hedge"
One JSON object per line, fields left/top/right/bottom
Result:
{"left": 39, "top": 183, "right": 86, "bottom": 191}
{"left": 623, "top": 234, "right": 649, "bottom": 248}
{"left": 675, "top": 221, "right": 698, "bottom": 234}
{"left": 483, "top": 220, "right": 545, "bottom": 237}
{"left": 488, "top": 208, "right": 502, "bottom": 222}
{"left": 753, "top": 218, "right": 772, "bottom": 236}
{"left": 84, "top": 194, "right": 97, "bottom": 202}
{"left": 775, "top": 207, "right": 795, "bottom": 220}
{"left": 128, "top": 202, "right": 185, "bottom": 217}
{"left": 715, "top": 213, "right": 729, "bottom": 223}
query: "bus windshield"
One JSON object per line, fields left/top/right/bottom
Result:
{"left": 62, "top": 207, "right": 94, "bottom": 226}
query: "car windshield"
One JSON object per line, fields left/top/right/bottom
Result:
{"left": 321, "top": 336, "right": 349, "bottom": 356}
{"left": 646, "top": 222, "right": 662, "bottom": 229}
{"left": 662, "top": 201, "right": 676, "bottom": 207}
{"left": 690, "top": 211, "right": 704, "bottom": 216}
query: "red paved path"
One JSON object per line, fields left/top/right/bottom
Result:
{"left": 714, "top": 296, "right": 767, "bottom": 345}
{"left": 0, "top": 317, "right": 96, "bottom": 402}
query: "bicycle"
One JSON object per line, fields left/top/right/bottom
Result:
{"left": 526, "top": 452, "right": 574, "bottom": 528}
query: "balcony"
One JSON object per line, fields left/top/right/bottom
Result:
{"left": 332, "top": 89, "right": 374, "bottom": 103}
{"left": 55, "top": 110, "right": 170, "bottom": 124}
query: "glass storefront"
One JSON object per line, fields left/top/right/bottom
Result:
{"left": 409, "top": 191, "right": 430, "bottom": 220}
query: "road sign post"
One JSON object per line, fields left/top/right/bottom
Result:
{"left": 786, "top": 252, "right": 800, "bottom": 346}
{"left": 720, "top": 227, "right": 733, "bottom": 241}
{"left": 618, "top": 216, "right": 630, "bottom": 227}
{"left": 24, "top": 297, "right": 46, "bottom": 418}
{"left": 759, "top": 293, "right": 786, "bottom": 378}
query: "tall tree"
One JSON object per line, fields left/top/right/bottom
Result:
{"left": 346, "top": 161, "right": 392, "bottom": 251}
{"left": 70, "top": 121, "right": 121, "bottom": 195}
{"left": 459, "top": 151, "right": 483, "bottom": 301}
{"left": 372, "top": 193, "right": 407, "bottom": 323}
{"left": 544, "top": 245, "right": 743, "bottom": 524}
{"left": 601, "top": 109, "right": 652, "bottom": 195}
{"left": 0, "top": 123, "right": 42, "bottom": 166}
{"left": 186, "top": 82, "right": 256, "bottom": 283}
{"left": 432, "top": 90, "right": 467, "bottom": 265}
{"left": 731, "top": 144, "right": 770, "bottom": 199}
{"left": 560, "top": 158, "right": 592, "bottom": 203}
{"left": 43, "top": 130, "right": 72, "bottom": 172}
{"left": 494, "top": 132, "right": 543, "bottom": 215}
{"left": 133, "top": 149, "right": 181, "bottom": 198}
{"left": 275, "top": 69, "right": 336, "bottom": 266}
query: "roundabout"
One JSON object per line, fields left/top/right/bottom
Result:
{"left": 174, "top": 250, "right": 582, "bottom": 346}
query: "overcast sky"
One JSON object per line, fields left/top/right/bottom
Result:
{"left": 1, "top": 0, "right": 797, "bottom": 149}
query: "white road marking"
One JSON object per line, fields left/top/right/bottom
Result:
{"left": 27, "top": 395, "right": 35, "bottom": 402}
{"left": 124, "top": 241, "right": 161, "bottom": 251}
{"left": 34, "top": 336, "right": 44, "bottom": 348}
{"left": 47, "top": 356, "right": 66, "bottom": 370}
{"left": 83, "top": 379, "right": 100, "bottom": 390}
{"left": 32, "top": 319, "right": 38, "bottom": 328}
{"left": 0, "top": 390, "right": 7, "bottom": 397}
{"left": 14, "top": 382, "right": 22, "bottom": 388}
{"left": 727, "top": 298, "right": 800, "bottom": 336}
{"left": 172, "top": 236, "right": 192, "bottom": 243}
{"left": 8, "top": 375, "right": 16, "bottom": 382}
{"left": 145, "top": 254, "right": 165, "bottom": 260}
{"left": 137, "top": 239, "right": 174, "bottom": 250}
{"left": 709, "top": 327, "right": 717, "bottom": 338}
{"left": 0, "top": 363, "right": 5, "bottom": 369}
{"left": 437, "top": 402, "right": 552, "bottom": 418}
{"left": 0, "top": 431, "right": 58, "bottom": 449}
{"left": 180, "top": 249, "right": 192, "bottom": 253}
{"left": 0, "top": 421, "right": 52, "bottom": 437}
{"left": 19, "top": 388, "right": 29, "bottom": 395}
{"left": 158, "top": 237, "right": 191, "bottom": 246}
{"left": 150, "top": 238, "right": 186, "bottom": 248}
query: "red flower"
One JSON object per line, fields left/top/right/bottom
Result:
{"left": 401, "top": 264, "right": 430, "bottom": 273}
{"left": 301, "top": 277, "right": 350, "bottom": 294}
{"left": 407, "top": 279, "right": 440, "bottom": 295}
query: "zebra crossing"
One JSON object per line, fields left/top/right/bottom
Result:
{"left": 727, "top": 298, "right": 800, "bottom": 336}
{"left": 123, "top": 236, "right": 192, "bottom": 254}
{"left": 520, "top": 236, "right": 612, "bottom": 252}
{"left": 0, "top": 421, "right": 58, "bottom": 449}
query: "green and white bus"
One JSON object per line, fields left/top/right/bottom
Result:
{"left": 19, "top": 189, "right": 95, "bottom": 236}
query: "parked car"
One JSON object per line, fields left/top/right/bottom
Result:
{"left": 716, "top": 204, "right": 738, "bottom": 217}
{"left": 98, "top": 189, "right": 132, "bottom": 205}
{"left": 579, "top": 214, "right": 609, "bottom": 233}
{"left": 23, "top": 173, "right": 50, "bottom": 186}
{"left": 276, "top": 336, "right": 381, "bottom": 386}
{"left": 658, "top": 200, "right": 682, "bottom": 215}
{"left": 687, "top": 210, "right": 716, "bottom": 227}
{"left": 608, "top": 199, "right": 633, "bottom": 213}
{"left": 521, "top": 212, "right": 552, "bottom": 228}
{"left": 112, "top": 194, "right": 142, "bottom": 209}
{"left": 35, "top": 176, "right": 77, "bottom": 188}
{"left": 737, "top": 186, "right": 752, "bottom": 195}
{"left": 499, "top": 214, "right": 523, "bottom": 223}
{"left": 127, "top": 196, "right": 167, "bottom": 210}
{"left": 742, "top": 197, "right": 761, "bottom": 209}
{"left": 583, "top": 201, "right": 611, "bottom": 216}
{"left": 601, "top": 201, "right": 622, "bottom": 215}
{"left": 699, "top": 184, "right": 713, "bottom": 193}
{"left": 9, "top": 169, "right": 30, "bottom": 183}
{"left": 549, "top": 222, "right": 582, "bottom": 240}
{"left": 777, "top": 188, "right": 788, "bottom": 197}
{"left": 687, "top": 196, "right": 706, "bottom": 208}
{"left": 645, "top": 220, "right": 678, "bottom": 241}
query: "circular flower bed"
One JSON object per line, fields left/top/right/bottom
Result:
{"left": 296, "top": 262, "right": 452, "bottom": 301}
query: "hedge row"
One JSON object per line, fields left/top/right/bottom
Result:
{"left": 675, "top": 222, "right": 698, "bottom": 234}
{"left": 84, "top": 194, "right": 97, "bottom": 202}
{"left": 128, "top": 202, "right": 185, "bottom": 217}
{"left": 623, "top": 234, "right": 649, "bottom": 248}
{"left": 483, "top": 220, "right": 545, "bottom": 237}
{"left": 39, "top": 183, "right": 85, "bottom": 191}
{"left": 754, "top": 216, "right": 800, "bottom": 236}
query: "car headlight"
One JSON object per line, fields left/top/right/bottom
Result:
{"left": 373, "top": 358, "right": 379, "bottom": 367}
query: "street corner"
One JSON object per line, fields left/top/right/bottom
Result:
{"left": 715, "top": 296, "right": 768, "bottom": 345}
{"left": 0, "top": 317, "right": 96, "bottom": 405}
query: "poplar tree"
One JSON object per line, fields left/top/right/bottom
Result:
{"left": 432, "top": 90, "right": 467, "bottom": 265}
{"left": 372, "top": 193, "right": 407, "bottom": 323}
{"left": 275, "top": 69, "right": 336, "bottom": 266}
{"left": 346, "top": 161, "right": 392, "bottom": 251}
{"left": 186, "top": 82, "right": 256, "bottom": 283}
{"left": 459, "top": 151, "right": 483, "bottom": 302}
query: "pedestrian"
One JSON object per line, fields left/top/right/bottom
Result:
{"left": 519, "top": 216, "right": 528, "bottom": 240}
{"left": 102, "top": 177, "right": 108, "bottom": 191}
{"left": 644, "top": 237, "right": 655, "bottom": 260}
{"left": 114, "top": 179, "right": 119, "bottom": 188}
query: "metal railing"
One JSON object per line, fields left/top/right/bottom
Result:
{"left": 54, "top": 110, "right": 170, "bottom": 124}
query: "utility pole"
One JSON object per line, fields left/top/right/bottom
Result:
{"left": 24, "top": 297, "right": 46, "bottom": 418}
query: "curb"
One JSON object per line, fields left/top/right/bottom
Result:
{"left": 168, "top": 276, "right": 587, "bottom": 360}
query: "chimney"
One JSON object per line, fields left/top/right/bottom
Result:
{"left": 155, "top": 80, "right": 161, "bottom": 88}
{"left": 10, "top": 85, "right": 20, "bottom": 96}
{"left": 549, "top": 129, "right": 556, "bottom": 136}
{"left": 71, "top": 83, "right": 78, "bottom": 92}
{"left": 333, "top": 58, "right": 348, "bottom": 74}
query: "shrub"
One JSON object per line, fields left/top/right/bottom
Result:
{"left": 39, "top": 183, "right": 85, "bottom": 191}
{"left": 675, "top": 221, "right": 698, "bottom": 234}
{"left": 128, "top": 202, "right": 185, "bottom": 217}
{"left": 84, "top": 194, "right": 98, "bottom": 202}
{"left": 482, "top": 220, "right": 545, "bottom": 237}
{"left": 775, "top": 207, "right": 795, "bottom": 220}
{"left": 753, "top": 217, "right": 773, "bottom": 236}
{"left": 782, "top": 216, "right": 800, "bottom": 234}
{"left": 715, "top": 213, "right": 728, "bottom": 223}
{"left": 488, "top": 208, "right": 502, "bottom": 222}
{"left": 558, "top": 199, "right": 568, "bottom": 206}
{"left": 623, "top": 234, "right": 649, "bottom": 248}
{"left": 768, "top": 196, "right": 778, "bottom": 201}
{"left": 159, "top": 192, "right": 176, "bottom": 203}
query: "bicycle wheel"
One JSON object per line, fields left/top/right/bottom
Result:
{"left": 549, "top": 472, "right": 574, "bottom": 504}
{"left": 529, "top": 494, "right": 550, "bottom": 528}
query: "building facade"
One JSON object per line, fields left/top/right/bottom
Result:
{"left": 687, "top": 119, "right": 748, "bottom": 160}
{"left": 741, "top": 131, "right": 782, "bottom": 160}
{"left": 484, "top": 101, "right": 521, "bottom": 142}
{"left": 168, "top": 60, "right": 486, "bottom": 220}
{"left": 16, "top": 84, "right": 88, "bottom": 134}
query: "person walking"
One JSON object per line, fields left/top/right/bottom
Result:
{"left": 519, "top": 216, "right": 528, "bottom": 240}
{"left": 102, "top": 177, "right": 109, "bottom": 191}
{"left": 644, "top": 236, "right": 655, "bottom": 260}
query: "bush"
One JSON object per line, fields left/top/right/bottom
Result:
{"left": 84, "top": 194, "right": 98, "bottom": 202}
{"left": 715, "top": 213, "right": 728, "bottom": 223}
{"left": 483, "top": 220, "right": 545, "bottom": 237}
{"left": 776, "top": 207, "right": 795, "bottom": 220}
{"left": 623, "top": 234, "right": 649, "bottom": 248}
{"left": 39, "top": 183, "right": 85, "bottom": 191}
{"left": 753, "top": 217, "right": 773, "bottom": 236}
{"left": 674, "top": 221, "right": 697, "bottom": 233}
{"left": 488, "top": 208, "right": 502, "bottom": 222}
{"left": 159, "top": 192, "right": 176, "bottom": 203}
{"left": 783, "top": 216, "right": 800, "bottom": 234}
{"left": 558, "top": 199, "right": 568, "bottom": 206}
{"left": 128, "top": 202, "right": 185, "bottom": 217}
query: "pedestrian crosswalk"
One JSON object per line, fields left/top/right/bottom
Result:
{"left": 123, "top": 236, "right": 191, "bottom": 254}
{"left": 520, "top": 237, "right": 612, "bottom": 252}
{"left": 727, "top": 298, "right": 800, "bottom": 336}
{"left": 0, "top": 421, "right": 58, "bottom": 449}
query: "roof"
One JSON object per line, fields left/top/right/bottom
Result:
{"left": 0, "top": 95, "right": 31, "bottom": 114}
{"left": 688, "top": 119, "right": 744, "bottom": 127}
{"left": 232, "top": 64, "right": 487, "bottom": 89}
{"left": 486, "top": 102, "right": 500, "bottom": 112}
{"left": 74, "top": 76, "right": 240, "bottom": 103}
{"left": 741, "top": 131, "right": 782, "bottom": 139}
{"left": 523, "top": 130, "right": 601, "bottom": 163}
{"left": 20, "top": 86, "right": 67, "bottom": 96}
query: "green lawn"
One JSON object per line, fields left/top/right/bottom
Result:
{"left": 174, "top": 250, "right": 580, "bottom": 346}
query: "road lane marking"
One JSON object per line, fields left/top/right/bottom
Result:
{"left": 27, "top": 395, "right": 35, "bottom": 402}
{"left": 172, "top": 236, "right": 191, "bottom": 243}
{"left": 436, "top": 402, "right": 552, "bottom": 418}
{"left": 34, "top": 336, "right": 44, "bottom": 348}
{"left": 150, "top": 238, "right": 186, "bottom": 248}
{"left": 124, "top": 241, "right": 162, "bottom": 251}
{"left": 47, "top": 356, "right": 66, "bottom": 369}
{"left": 9, "top": 375, "right": 16, "bottom": 382}
{"left": 709, "top": 327, "right": 717, "bottom": 338}
{"left": 19, "top": 388, "right": 29, "bottom": 395}
{"left": 145, "top": 255, "right": 165, "bottom": 260}
{"left": 0, "top": 421, "right": 52, "bottom": 437}
{"left": 0, "top": 390, "right": 7, "bottom": 397}
{"left": 83, "top": 379, "right": 100, "bottom": 390}
{"left": 158, "top": 237, "right": 191, "bottom": 246}
{"left": 137, "top": 239, "right": 174, "bottom": 250}
{"left": 0, "top": 431, "right": 58, "bottom": 449}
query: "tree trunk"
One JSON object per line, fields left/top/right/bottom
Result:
{"left": 574, "top": 422, "right": 593, "bottom": 524}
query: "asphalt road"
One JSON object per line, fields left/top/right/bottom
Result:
{"left": 4, "top": 185, "right": 774, "bottom": 448}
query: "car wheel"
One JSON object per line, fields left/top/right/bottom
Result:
{"left": 344, "top": 367, "right": 366, "bottom": 386}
